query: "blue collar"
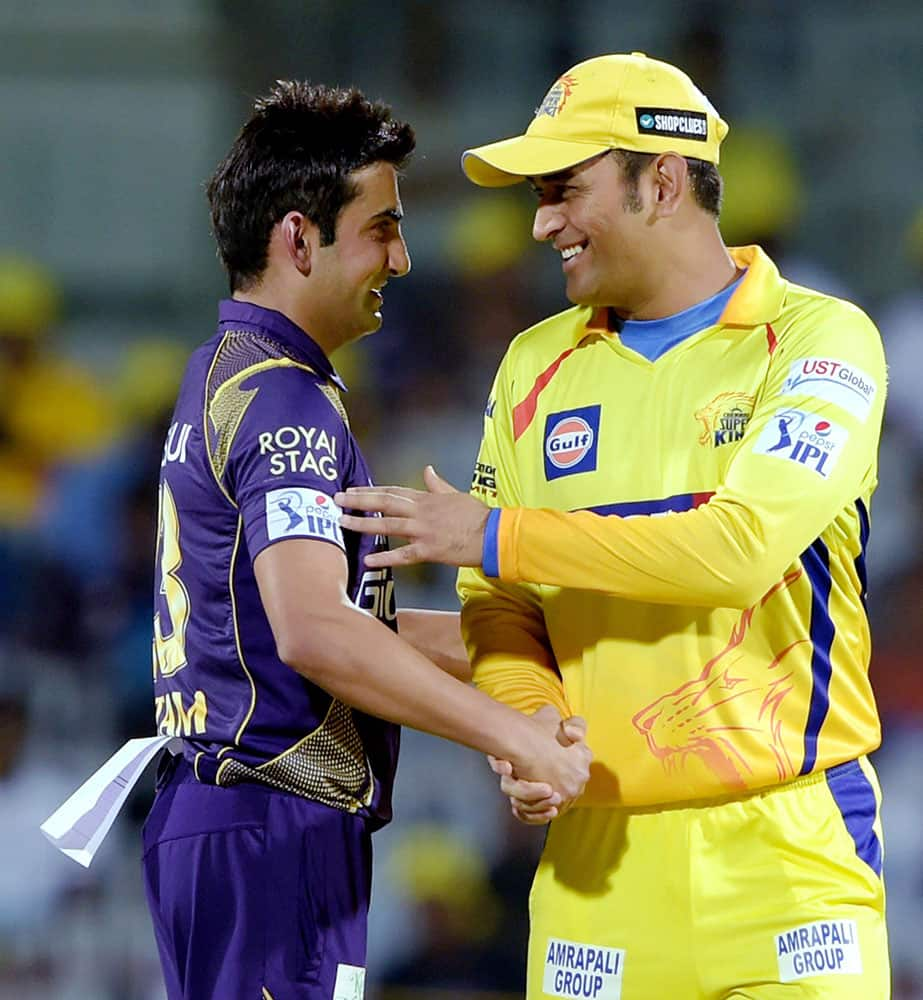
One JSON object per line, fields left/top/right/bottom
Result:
{"left": 217, "top": 298, "right": 347, "bottom": 391}
{"left": 618, "top": 271, "right": 746, "bottom": 362}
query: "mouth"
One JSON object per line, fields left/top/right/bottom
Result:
{"left": 559, "top": 241, "right": 588, "bottom": 270}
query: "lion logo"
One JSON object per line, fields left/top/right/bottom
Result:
{"left": 631, "top": 570, "right": 806, "bottom": 788}
{"left": 534, "top": 74, "right": 578, "bottom": 118}
{"left": 695, "top": 391, "right": 755, "bottom": 448}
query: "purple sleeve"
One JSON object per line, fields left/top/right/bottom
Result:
{"left": 225, "top": 366, "right": 352, "bottom": 560}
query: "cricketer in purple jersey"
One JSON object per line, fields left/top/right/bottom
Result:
{"left": 153, "top": 298, "right": 399, "bottom": 826}
{"left": 142, "top": 82, "right": 590, "bottom": 1000}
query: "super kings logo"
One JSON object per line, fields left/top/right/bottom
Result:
{"left": 695, "top": 392, "right": 755, "bottom": 448}
{"left": 535, "top": 74, "right": 578, "bottom": 118}
{"left": 632, "top": 571, "right": 806, "bottom": 788}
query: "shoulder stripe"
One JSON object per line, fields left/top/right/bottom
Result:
{"left": 208, "top": 357, "right": 317, "bottom": 493}
{"left": 766, "top": 322, "right": 778, "bottom": 356}
{"left": 512, "top": 347, "right": 577, "bottom": 441}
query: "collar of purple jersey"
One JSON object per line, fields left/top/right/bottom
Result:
{"left": 217, "top": 298, "right": 347, "bottom": 392}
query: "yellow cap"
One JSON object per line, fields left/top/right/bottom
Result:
{"left": 462, "top": 52, "right": 729, "bottom": 187}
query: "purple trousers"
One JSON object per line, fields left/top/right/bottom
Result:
{"left": 142, "top": 755, "right": 372, "bottom": 999}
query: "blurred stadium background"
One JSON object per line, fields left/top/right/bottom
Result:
{"left": 1, "top": 1, "right": 922, "bottom": 997}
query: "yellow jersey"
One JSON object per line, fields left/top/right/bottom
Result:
{"left": 458, "top": 245, "right": 887, "bottom": 808}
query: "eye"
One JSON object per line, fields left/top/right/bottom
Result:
{"left": 373, "top": 220, "right": 397, "bottom": 241}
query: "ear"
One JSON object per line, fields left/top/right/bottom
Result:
{"left": 650, "top": 153, "right": 688, "bottom": 219}
{"left": 278, "top": 211, "right": 316, "bottom": 277}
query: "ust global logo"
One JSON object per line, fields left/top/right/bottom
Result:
{"left": 780, "top": 356, "right": 878, "bottom": 421}
{"left": 543, "top": 405, "right": 601, "bottom": 481}
{"left": 751, "top": 408, "right": 849, "bottom": 478}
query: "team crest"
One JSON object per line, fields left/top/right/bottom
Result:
{"left": 535, "top": 74, "right": 578, "bottom": 118}
{"left": 695, "top": 392, "right": 755, "bottom": 448}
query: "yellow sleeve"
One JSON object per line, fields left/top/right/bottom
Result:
{"left": 458, "top": 361, "right": 570, "bottom": 717}
{"left": 495, "top": 300, "right": 886, "bottom": 609}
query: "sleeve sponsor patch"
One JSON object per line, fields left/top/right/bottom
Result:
{"left": 779, "top": 358, "right": 877, "bottom": 421}
{"left": 471, "top": 461, "right": 498, "bottom": 498}
{"left": 258, "top": 424, "right": 339, "bottom": 481}
{"left": 265, "top": 487, "right": 344, "bottom": 546}
{"left": 751, "top": 408, "right": 848, "bottom": 478}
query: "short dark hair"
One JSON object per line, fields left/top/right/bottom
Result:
{"left": 612, "top": 149, "right": 722, "bottom": 218}
{"left": 207, "top": 81, "right": 415, "bottom": 292}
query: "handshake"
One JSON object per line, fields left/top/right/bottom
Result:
{"left": 491, "top": 705, "right": 592, "bottom": 825}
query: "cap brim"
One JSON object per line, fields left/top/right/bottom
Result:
{"left": 461, "top": 135, "right": 613, "bottom": 187}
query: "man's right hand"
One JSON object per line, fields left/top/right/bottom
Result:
{"left": 494, "top": 707, "right": 591, "bottom": 825}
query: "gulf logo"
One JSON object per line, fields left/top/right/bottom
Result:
{"left": 542, "top": 405, "right": 601, "bottom": 481}
{"left": 546, "top": 416, "right": 594, "bottom": 469}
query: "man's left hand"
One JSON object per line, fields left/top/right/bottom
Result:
{"left": 335, "top": 466, "right": 490, "bottom": 569}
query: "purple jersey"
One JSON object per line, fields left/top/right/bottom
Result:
{"left": 152, "top": 299, "right": 399, "bottom": 826}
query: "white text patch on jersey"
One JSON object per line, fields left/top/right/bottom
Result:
{"left": 258, "top": 424, "right": 339, "bottom": 481}
{"left": 265, "top": 487, "right": 344, "bottom": 546}
{"left": 752, "top": 408, "right": 849, "bottom": 478}
{"left": 775, "top": 920, "right": 862, "bottom": 981}
{"left": 779, "top": 358, "right": 877, "bottom": 421}
{"left": 333, "top": 963, "right": 366, "bottom": 999}
{"left": 542, "top": 937, "right": 624, "bottom": 1000}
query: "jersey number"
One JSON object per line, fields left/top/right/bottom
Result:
{"left": 153, "top": 480, "right": 191, "bottom": 678}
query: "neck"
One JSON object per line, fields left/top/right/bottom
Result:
{"left": 233, "top": 278, "right": 337, "bottom": 357}
{"left": 619, "top": 223, "right": 739, "bottom": 321}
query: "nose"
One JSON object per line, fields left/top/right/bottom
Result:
{"left": 389, "top": 233, "right": 411, "bottom": 277}
{"left": 532, "top": 202, "right": 563, "bottom": 243}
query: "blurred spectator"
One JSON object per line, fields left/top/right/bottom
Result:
{"left": 0, "top": 255, "right": 115, "bottom": 528}
{"left": 0, "top": 668, "right": 100, "bottom": 992}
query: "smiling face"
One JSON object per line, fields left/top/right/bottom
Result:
{"left": 530, "top": 152, "right": 661, "bottom": 314}
{"left": 308, "top": 161, "right": 411, "bottom": 349}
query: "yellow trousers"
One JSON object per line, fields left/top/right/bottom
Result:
{"left": 527, "top": 758, "right": 889, "bottom": 999}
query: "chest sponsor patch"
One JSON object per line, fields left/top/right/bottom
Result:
{"left": 543, "top": 937, "right": 624, "bottom": 999}
{"left": 776, "top": 920, "right": 862, "bottom": 981}
{"left": 780, "top": 357, "right": 877, "bottom": 421}
{"left": 265, "top": 487, "right": 344, "bottom": 546}
{"left": 258, "top": 424, "right": 339, "bottom": 481}
{"left": 751, "top": 408, "right": 848, "bottom": 478}
{"left": 544, "top": 405, "right": 601, "bottom": 480}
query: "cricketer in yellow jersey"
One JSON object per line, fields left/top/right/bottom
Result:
{"left": 336, "top": 53, "right": 890, "bottom": 999}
